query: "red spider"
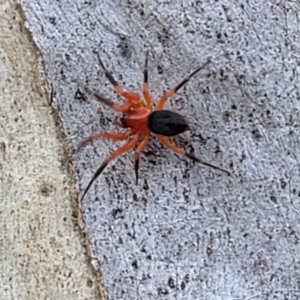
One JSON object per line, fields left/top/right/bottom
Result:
{"left": 78, "top": 51, "right": 230, "bottom": 201}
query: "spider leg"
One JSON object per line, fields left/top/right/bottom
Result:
{"left": 134, "top": 133, "right": 151, "bottom": 184}
{"left": 93, "top": 93, "right": 132, "bottom": 113}
{"left": 80, "top": 134, "right": 139, "bottom": 202}
{"left": 79, "top": 86, "right": 132, "bottom": 113}
{"left": 157, "top": 135, "right": 230, "bottom": 175}
{"left": 77, "top": 131, "right": 133, "bottom": 152}
{"left": 156, "top": 59, "right": 211, "bottom": 110}
{"left": 142, "top": 51, "right": 152, "bottom": 109}
{"left": 95, "top": 51, "right": 143, "bottom": 106}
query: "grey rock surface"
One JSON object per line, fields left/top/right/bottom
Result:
{"left": 19, "top": 0, "right": 300, "bottom": 299}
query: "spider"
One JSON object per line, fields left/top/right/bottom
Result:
{"left": 78, "top": 51, "right": 230, "bottom": 201}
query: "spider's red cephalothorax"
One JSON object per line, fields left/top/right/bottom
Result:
{"left": 78, "top": 51, "right": 229, "bottom": 201}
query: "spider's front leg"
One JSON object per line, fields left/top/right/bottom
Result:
{"left": 156, "top": 59, "right": 211, "bottom": 110}
{"left": 142, "top": 51, "right": 153, "bottom": 109}
{"left": 95, "top": 51, "right": 145, "bottom": 108}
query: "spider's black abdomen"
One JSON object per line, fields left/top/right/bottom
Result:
{"left": 148, "top": 110, "right": 189, "bottom": 136}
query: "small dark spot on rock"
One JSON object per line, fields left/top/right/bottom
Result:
{"left": 117, "top": 36, "right": 131, "bottom": 58}
{"left": 197, "top": 133, "right": 207, "bottom": 145}
{"left": 223, "top": 111, "right": 230, "bottom": 122}
{"left": 240, "top": 152, "right": 246, "bottom": 162}
{"left": 280, "top": 179, "right": 287, "bottom": 189}
{"left": 112, "top": 208, "right": 123, "bottom": 218}
{"left": 252, "top": 129, "right": 262, "bottom": 139}
{"left": 39, "top": 182, "right": 54, "bottom": 197}
{"left": 214, "top": 144, "right": 221, "bottom": 154}
{"left": 132, "top": 260, "right": 138, "bottom": 269}
{"left": 158, "top": 287, "right": 168, "bottom": 295}
{"left": 49, "top": 17, "right": 56, "bottom": 25}
{"left": 206, "top": 246, "right": 213, "bottom": 257}
{"left": 65, "top": 53, "right": 70, "bottom": 61}
{"left": 86, "top": 278, "right": 93, "bottom": 288}
{"left": 168, "top": 277, "right": 175, "bottom": 288}
{"left": 143, "top": 179, "right": 149, "bottom": 190}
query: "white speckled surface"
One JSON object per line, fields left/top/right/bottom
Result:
{"left": 19, "top": 0, "right": 300, "bottom": 299}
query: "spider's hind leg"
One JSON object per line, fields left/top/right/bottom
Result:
{"left": 80, "top": 134, "right": 139, "bottom": 202}
{"left": 157, "top": 135, "right": 230, "bottom": 175}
